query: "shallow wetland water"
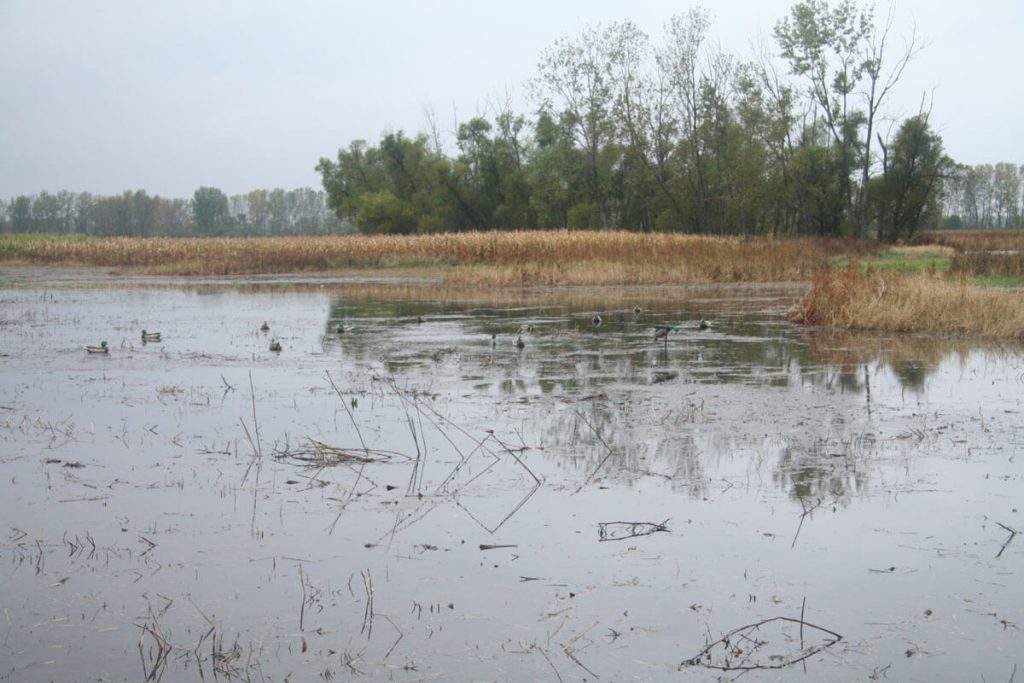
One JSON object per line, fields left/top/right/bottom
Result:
{"left": 0, "top": 273, "right": 1022, "bottom": 682}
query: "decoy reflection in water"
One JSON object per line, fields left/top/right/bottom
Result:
{"left": 85, "top": 341, "right": 109, "bottom": 354}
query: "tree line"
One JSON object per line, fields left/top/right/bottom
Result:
{"left": 942, "top": 163, "right": 1024, "bottom": 229}
{"left": 318, "top": 2, "right": 1015, "bottom": 242}
{"left": 0, "top": 186, "right": 354, "bottom": 236}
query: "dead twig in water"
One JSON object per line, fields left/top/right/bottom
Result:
{"left": 479, "top": 544, "right": 518, "bottom": 551}
{"left": 680, "top": 615, "right": 842, "bottom": 672}
{"left": 598, "top": 519, "right": 670, "bottom": 542}
{"left": 562, "top": 622, "right": 600, "bottom": 679}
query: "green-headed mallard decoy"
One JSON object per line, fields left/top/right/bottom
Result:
{"left": 269, "top": 339, "right": 282, "bottom": 352}
{"left": 698, "top": 318, "right": 710, "bottom": 330}
{"left": 141, "top": 329, "right": 161, "bottom": 343}
{"left": 653, "top": 325, "right": 678, "bottom": 343}
{"left": 85, "top": 341, "right": 109, "bottom": 354}
{"left": 515, "top": 335, "right": 525, "bottom": 349}
{"left": 592, "top": 314, "right": 603, "bottom": 327}
{"left": 260, "top": 321, "right": 270, "bottom": 332}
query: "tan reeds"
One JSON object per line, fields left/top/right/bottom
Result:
{"left": 788, "top": 269, "right": 1024, "bottom": 338}
{"left": 0, "top": 231, "right": 872, "bottom": 284}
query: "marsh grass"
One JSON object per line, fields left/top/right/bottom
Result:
{"left": 788, "top": 269, "right": 1024, "bottom": 338}
{"left": 0, "top": 232, "right": 875, "bottom": 284}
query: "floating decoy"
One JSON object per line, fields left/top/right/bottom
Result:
{"left": 141, "top": 329, "right": 161, "bottom": 343}
{"left": 416, "top": 316, "right": 425, "bottom": 324}
{"left": 653, "top": 325, "right": 678, "bottom": 342}
{"left": 85, "top": 341, "right": 109, "bottom": 354}
{"left": 336, "top": 323, "right": 349, "bottom": 334}
{"left": 269, "top": 339, "right": 282, "bottom": 352}
{"left": 592, "top": 314, "right": 603, "bottom": 327}
{"left": 260, "top": 321, "right": 270, "bottom": 332}
{"left": 698, "top": 319, "right": 710, "bottom": 330}
{"left": 518, "top": 323, "right": 535, "bottom": 334}
{"left": 633, "top": 305, "right": 642, "bottom": 315}
{"left": 515, "top": 335, "right": 525, "bottom": 349}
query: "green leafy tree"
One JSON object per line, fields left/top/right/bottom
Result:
{"left": 874, "top": 114, "right": 950, "bottom": 242}
{"left": 192, "top": 186, "right": 231, "bottom": 234}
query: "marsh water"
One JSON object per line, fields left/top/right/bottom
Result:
{"left": 1, "top": 274, "right": 1022, "bottom": 682}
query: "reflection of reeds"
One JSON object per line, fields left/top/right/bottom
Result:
{"left": 788, "top": 269, "right": 1024, "bottom": 338}
{"left": 0, "top": 232, "right": 872, "bottom": 283}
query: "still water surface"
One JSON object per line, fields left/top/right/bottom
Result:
{"left": 0, "top": 282, "right": 1021, "bottom": 681}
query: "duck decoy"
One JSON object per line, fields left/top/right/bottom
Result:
{"left": 698, "top": 319, "right": 710, "bottom": 330}
{"left": 260, "top": 321, "right": 270, "bottom": 332}
{"left": 269, "top": 339, "right": 282, "bottom": 352}
{"left": 515, "top": 335, "right": 525, "bottom": 349}
{"left": 141, "top": 330, "right": 161, "bottom": 343}
{"left": 416, "top": 316, "right": 425, "bottom": 324}
{"left": 653, "top": 325, "right": 678, "bottom": 342}
{"left": 518, "top": 323, "right": 535, "bottom": 334}
{"left": 592, "top": 314, "right": 603, "bottom": 327}
{"left": 85, "top": 341, "right": 109, "bottom": 354}
{"left": 336, "top": 323, "right": 349, "bottom": 334}
{"left": 633, "top": 305, "right": 642, "bottom": 316}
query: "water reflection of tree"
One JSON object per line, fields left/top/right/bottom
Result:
{"left": 773, "top": 443, "right": 869, "bottom": 504}
{"left": 799, "top": 329, "right": 1009, "bottom": 395}
{"left": 526, "top": 399, "right": 711, "bottom": 498}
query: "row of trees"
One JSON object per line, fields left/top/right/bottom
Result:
{"left": 0, "top": 187, "right": 354, "bottom": 236}
{"left": 318, "top": 1, "right": 956, "bottom": 242}
{"left": 942, "top": 163, "right": 1024, "bottom": 229}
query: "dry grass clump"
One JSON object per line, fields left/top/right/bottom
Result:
{"left": 788, "top": 269, "right": 1024, "bottom": 338}
{"left": 0, "top": 231, "right": 872, "bottom": 284}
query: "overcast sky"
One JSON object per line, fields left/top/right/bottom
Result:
{"left": 1, "top": 0, "right": 1020, "bottom": 199}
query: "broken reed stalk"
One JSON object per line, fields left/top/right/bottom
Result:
{"left": 995, "top": 521, "right": 1019, "bottom": 559}
{"left": 573, "top": 408, "right": 616, "bottom": 492}
{"left": 360, "top": 569, "right": 375, "bottom": 639}
{"left": 298, "top": 563, "right": 307, "bottom": 632}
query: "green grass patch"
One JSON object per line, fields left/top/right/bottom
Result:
{"left": 967, "top": 274, "right": 1024, "bottom": 288}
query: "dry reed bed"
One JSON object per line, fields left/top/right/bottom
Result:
{"left": 0, "top": 232, "right": 869, "bottom": 283}
{"left": 789, "top": 269, "right": 1024, "bottom": 338}
{"left": 916, "top": 228, "right": 1024, "bottom": 253}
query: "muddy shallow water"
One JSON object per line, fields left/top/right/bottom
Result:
{"left": 0, "top": 274, "right": 1022, "bottom": 682}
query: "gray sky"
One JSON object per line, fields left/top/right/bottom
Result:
{"left": 1, "top": 0, "right": 1020, "bottom": 199}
